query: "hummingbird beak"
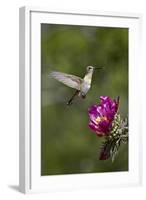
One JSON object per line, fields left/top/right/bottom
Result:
{"left": 94, "top": 67, "right": 103, "bottom": 70}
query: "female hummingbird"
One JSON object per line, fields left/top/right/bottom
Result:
{"left": 50, "top": 66, "right": 100, "bottom": 105}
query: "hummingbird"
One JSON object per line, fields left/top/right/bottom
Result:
{"left": 49, "top": 66, "right": 101, "bottom": 105}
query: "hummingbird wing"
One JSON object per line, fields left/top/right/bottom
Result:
{"left": 49, "top": 71, "right": 83, "bottom": 90}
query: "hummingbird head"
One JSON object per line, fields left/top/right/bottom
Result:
{"left": 86, "top": 66, "right": 94, "bottom": 73}
{"left": 86, "top": 66, "right": 102, "bottom": 73}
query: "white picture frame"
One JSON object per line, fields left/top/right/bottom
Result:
{"left": 19, "top": 6, "right": 143, "bottom": 194}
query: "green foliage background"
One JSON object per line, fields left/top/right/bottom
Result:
{"left": 41, "top": 24, "right": 128, "bottom": 175}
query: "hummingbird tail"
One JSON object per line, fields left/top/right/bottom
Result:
{"left": 67, "top": 90, "right": 79, "bottom": 106}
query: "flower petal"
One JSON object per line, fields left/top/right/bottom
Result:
{"left": 88, "top": 96, "right": 119, "bottom": 136}
{"left": 88, "top": 121, "right": 98, "bottom": 132}
{"left": 88, "top": 105, "right": 98, "bottom": 115}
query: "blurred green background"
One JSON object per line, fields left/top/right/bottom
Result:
{"left": 41, "top": 24, "right": 128, "bottom": 176}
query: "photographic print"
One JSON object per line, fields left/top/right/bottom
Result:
{"left": 41, "top": 24, "right": 128, "bottom": 176}
{"left": 19, "top": 8, "right": 142, "bottom": 193}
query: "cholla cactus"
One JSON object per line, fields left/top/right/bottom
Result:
{"left": 99, "top": 114, "right": 128, "bottom": 161}
{"left": 88, "top": 96, "right": 128, "bottom": 162}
